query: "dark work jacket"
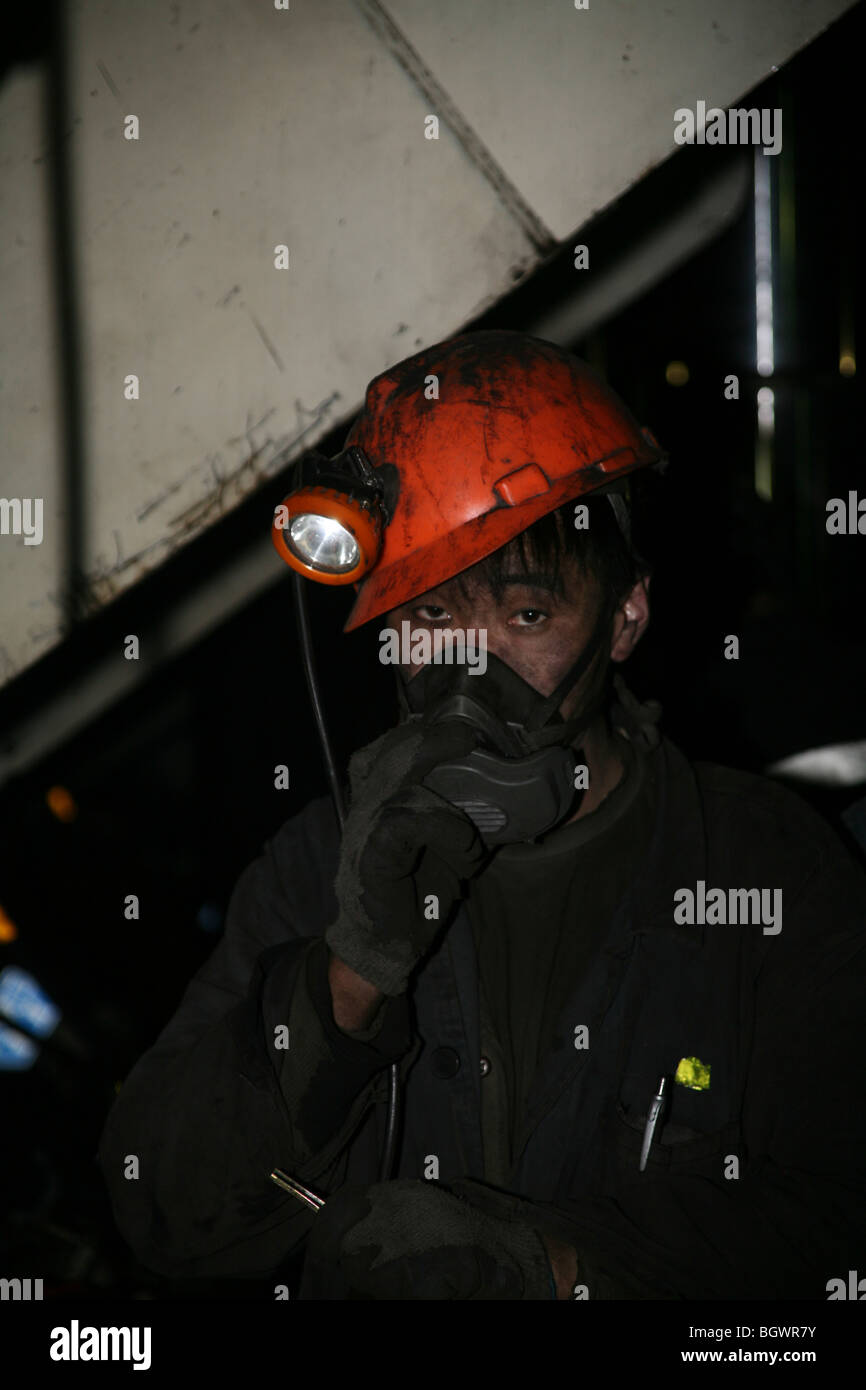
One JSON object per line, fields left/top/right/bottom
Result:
{"left": 97, "top": 736, "right": 866, "bottom": 1298}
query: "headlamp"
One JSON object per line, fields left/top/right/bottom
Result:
{"left": 271, "top": 445, "right": 390, "bottom": 584}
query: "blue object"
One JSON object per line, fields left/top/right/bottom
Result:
{"left": 0, "top": 1021, "right": 40, "bottom": 1070}
{"left": 0, "top": 966, "right": 61, "bottom": 1039}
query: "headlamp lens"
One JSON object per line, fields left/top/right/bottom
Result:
{"left": 288, "top": 514, "right": 360, "bottom": 573}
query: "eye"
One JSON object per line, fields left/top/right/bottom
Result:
{"left": 509, "top": 608, "right": 548, "bottom": 627}
{"left": 413, "top": 604, "right": 451, "bottom": 623}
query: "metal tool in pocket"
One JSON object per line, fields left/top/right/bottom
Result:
{"left": 270, "top": 1167, "right": 326, "bottom": 1212}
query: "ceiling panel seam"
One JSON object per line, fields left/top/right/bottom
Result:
{"left": 352, "top": 0, "right": 557, "bottom": 254}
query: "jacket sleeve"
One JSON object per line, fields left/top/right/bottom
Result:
{"left": 97, "top": 796, "right": 416, "bottom": 1281}
{"left": 515, "top": 797, "right": 866, "bottom": 1300}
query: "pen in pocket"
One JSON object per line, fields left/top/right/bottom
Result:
{"left": 639, "top": 1075, "right": 668, "bottom": 1172}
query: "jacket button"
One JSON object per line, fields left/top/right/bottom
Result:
{"left": 431, "top": 1046, "right": 461, "bottom": 1079}
{"left": 480, "top": 1056, "right": 492, "bottom": 1077}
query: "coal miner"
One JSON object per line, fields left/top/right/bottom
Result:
{"left": 99, "top": 331, "right": 866, "bottom": 1299}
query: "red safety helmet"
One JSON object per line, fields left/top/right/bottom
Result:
{"left": 271, "top": 330, "right": 665, "bottom": 631}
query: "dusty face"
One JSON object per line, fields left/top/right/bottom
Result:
{"left": 384, "top": 555, "right": 646, "bottom": 721}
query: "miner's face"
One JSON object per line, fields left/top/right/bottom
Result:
{"left": 386, "top": 555, "right": 649, "bottom": 719}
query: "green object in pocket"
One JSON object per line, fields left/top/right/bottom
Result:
{"left": 675, "top": 1056, "right": 711, "bottom": 1091}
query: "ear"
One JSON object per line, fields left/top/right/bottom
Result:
{"left": 609, "top": 575, "right": 650, "bottom": 663}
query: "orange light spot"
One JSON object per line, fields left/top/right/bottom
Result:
{"left": 46, "top": 785, "right": 78, "bottom": 823}
{"left": 0, "top": 904, "right": 18, "bottom": 943}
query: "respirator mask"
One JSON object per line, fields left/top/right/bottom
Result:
{"left": 398, "top": 604, "right": 611, "bottom": 846}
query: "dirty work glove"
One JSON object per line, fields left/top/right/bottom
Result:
{"left": 297, "top": 1178, "right": 556, "bottom": 1300}
{"left": 326, "top": 720, "right": 487, "bottom": 996}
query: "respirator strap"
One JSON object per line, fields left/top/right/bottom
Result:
{"left": 523, "top": 597, "right": 613, "bottom": 734}
{"left": 520, "top": 691, "right": 607, "bottom": 753}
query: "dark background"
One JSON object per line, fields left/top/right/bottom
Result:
{"left": 0, "top": 3, "right": 863, "bottom": 1296}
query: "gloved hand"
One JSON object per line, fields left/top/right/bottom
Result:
{"left": 297, "top": 1178, "right": 557, "bottom": 1300}
{"left": 326, "top": 719, "right": 487, "bottom": 996}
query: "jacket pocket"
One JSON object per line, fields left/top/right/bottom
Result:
{"left": 605, "top": 1099, "right": 742, "bottom": 1181}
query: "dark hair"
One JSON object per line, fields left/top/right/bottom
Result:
{"left": 455, "top": 491, "right": 650, "bottom": 623}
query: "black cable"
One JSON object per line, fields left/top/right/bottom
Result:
{"left": 292, "top": 572, "right": 346, "bottom": 829}
{"left": 379, "top": 1063, "right": 400, "bottom": 1184}
{"left": 291, "top": 572, "right": 399, "bottom": 1183}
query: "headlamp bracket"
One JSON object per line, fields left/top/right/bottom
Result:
{"left": 292, "top": 445, "right": 397, "bottom": 524}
